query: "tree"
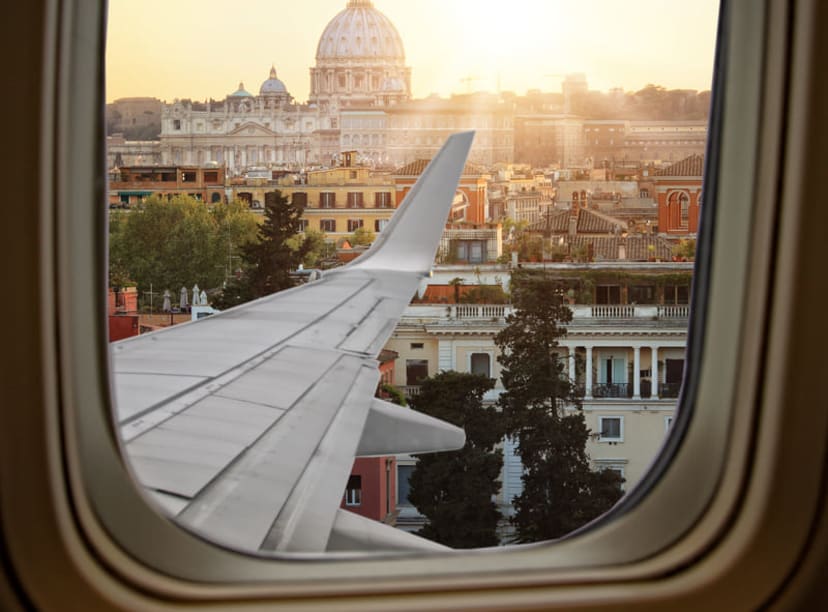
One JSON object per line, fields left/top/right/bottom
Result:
{"left": 495, "top": 270, "right": 624, "bottom": 543}
{"left": 285, "top": 228, "right": 329, "bottom": 268}
{"left": 348, "top": 225, "right": 375, "bottom": 247}
{"left": 215, "top": 190, "right": 309, "bottom": 308}
{"left": 108, "top": 195, "right": 259, "bottom": 307}
{"left": 407, "top": 372, "right": 505, "bottom": 548}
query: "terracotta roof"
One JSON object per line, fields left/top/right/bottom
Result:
{"left": 526, "top": 208, "right": 627, "bottom": 235}
{"left": 655, "top": 154, "right": 704, "bottom": 177}
{"left": 569, "top": 235, "right": 673, "bottom": 261}
{"left": 577, "top": 209, "right": 627, "bottom": 234}
{"left": 527, "top": 209, "right": 570, "bottom": 233}
{"left": 395, "top": 159, "right": 488, "bottom": 177}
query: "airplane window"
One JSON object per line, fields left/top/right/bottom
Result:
{"left": 104, "top": 0, "right": 719, "bottom": 558}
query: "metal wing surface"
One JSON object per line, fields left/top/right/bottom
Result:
{"left": 111, "top": 132, "right": 475, "bottom": 554}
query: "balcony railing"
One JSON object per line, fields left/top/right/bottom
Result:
{"left": 405, "top": 303, "right": 690, "bottom": 324}
{"left": 452, "top": 304, "right": 511, "bottom": 319}
{"left": 400, "top": 385, "right": 421, "bottom": 399}
{"left": 657, "top": 305, "right": 690, "bottom": 318}
{"left": 660, "top": 382, "right": 682, "bottom": 398}
{"left": 592, "top": 382, "right": 633, "bottom": 398}
{"left": 591, "top": 305, "right": 634, "bottom": 318}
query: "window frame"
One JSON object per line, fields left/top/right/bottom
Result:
{"left": 597, "top": 416, "right": 624, "bottom": 443}
{"left": 468, "top": 351, "right": 492, "bottom": 378}
{"left": 10, "top": 0, "right": 827, "bottom": 609}
{"left": 344, "top": 475, "right": 362, "bottom": 507}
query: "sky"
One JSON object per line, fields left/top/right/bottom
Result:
{"left": 106, "top": 0, "right": 720, "bottom": 104}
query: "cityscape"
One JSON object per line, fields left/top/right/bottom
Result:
{"left": 106, "top": 0, "right": 716, "bottom": 548}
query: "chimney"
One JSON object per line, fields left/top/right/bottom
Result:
{"left": 569, "top": 205, "right": 579, "bottom": 237}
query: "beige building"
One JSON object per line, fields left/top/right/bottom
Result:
{"left": 384, "top": 94, "right": 515, "bottom": 167}
{"left": 273, "top": 155, "right": 396, "bottom": 239}
{"left": 385, "top": 262, "right": 690, "bottom": 523}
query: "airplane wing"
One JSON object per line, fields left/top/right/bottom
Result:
{"left": 111, "top": 132, "right": 475, "bottom": 554}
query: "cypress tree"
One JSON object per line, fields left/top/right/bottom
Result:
{"left": 215, "top": 190, "right": 309, "bottom": 308}
{"left": 496, "top": 270, "right": 624, "bottom": 542}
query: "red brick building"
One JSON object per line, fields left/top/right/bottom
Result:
{"left": 108, "top": 287, "right": 139, "bottom": 342}
{"left": 108, "top": 165, "right": 226, "bottom": 208}
{"left": 653, "top": 154, "right": 703, "bottom": 234}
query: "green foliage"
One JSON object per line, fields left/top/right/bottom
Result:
{"left": 285, "top": 228, "right": 329, "bottom": 268}
{"left": 459, "top": 284, "right": 510, "bottom": 304}
{"left": 672, "top": 239, "right": 696, "bottom": 261}
{"left": 570, "top": 243, "right": 592, "bottom": 263}
{"left": 495, "top": 270, "right": 624, "bottom": 542}
{"left": 348, "top": 225, "right": 376, "bottom": 246}
{"left": 408, "top": 372, "right": 505, "bottom": 548}
{"left": 215, "top": 190, "right": 309, "bottom": 308}
{"left": 449, "top": 277, "right": 463, "bottom": 303}
{"left": 568, "top": 85, "right": 711, "bottom": 121}
{"left": 379, "top": 383, "right": 407, "bottom": 407}
{"left": 108, "top": 195, "right": 259, "bottom": 305}
{"left": 504, "top": 219, "right": 545, "bottom": 261}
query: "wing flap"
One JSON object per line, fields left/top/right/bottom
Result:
{"left": 261, "top": 364, "right": 379, "bottom": 552}
{"left": 327, "top": 509, "right": 449, "bottom": 553}
{"left": 174, "top": 351, "right": 371, "bottom": 550}
{"left": 357, "top": 398, "right": 466, "bottom": 457}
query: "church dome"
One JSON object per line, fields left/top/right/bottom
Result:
{"left": 228, "top": 81, "right": 253, "bottom": 98}
{"left": 260, "top": 66, "right": 288, "bottom": 95}
{"left": 316, "top": 1, "right": 405, "bottom": 61}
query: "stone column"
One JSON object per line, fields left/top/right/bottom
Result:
{"left": 651, "top": 345, "right": 660, "bottom": 399}
{"left": 569, "top": 348, "right": 576, "bottom": 383}
{"left": 633, "top": 345, "right": 641, "bottom": 399}
{"left": 585, "top": 346, "right": 593, "bottom": 400}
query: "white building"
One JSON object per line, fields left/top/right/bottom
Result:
{"left": 157, "top": 1, "right": 411, "bottom": 173}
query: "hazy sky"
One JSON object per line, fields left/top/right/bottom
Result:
{"left": 106, "top": 0, "right": 720, "bottom": 104}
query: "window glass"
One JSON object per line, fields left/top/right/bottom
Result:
{"left": 470, "top": 353, "right": 491, "bottom": 377}
{"left": 320, "top": 192, "right": 335, "bottom": 208}
{"left": 344, "top": 475, "right": 362, "bottom": 506}
{"left": 105, "top": 0, "right": 718, "bottom": 556}
{"left": 397, "top": 465, "right": 414, "bottom": 507}
{"left": 599, "top": 416, "right": 623, "bottom": 442}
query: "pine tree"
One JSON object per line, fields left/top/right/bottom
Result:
{"left": 407, "top": 371, "right": 505, "bottom": 548}
{"left": 496, "top": 269, "right": 624, "bottom": 543}
{"left": 215, "top": 190, "right": 309, "bottom": 308}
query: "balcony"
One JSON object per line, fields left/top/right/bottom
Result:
{"left": 592, "top": 383, "right": 632, "bottom": 398}
{"left": 660, "top": 382, "right": 682, "bottom": 398}
{"left": 584, "top": 304, "right": 690, "bottom": 320}
{"left": 400, "top": 385, "right": 421, "bottom": 399}
{"left": 452, "top": 304, "right": 510, "bottom": 320}
{"left": 399, "top": 303, "right": 692, "bottom": 338}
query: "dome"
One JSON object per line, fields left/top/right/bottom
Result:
{"left": 228, "top": 81, "right": 253, "bottom": 98}
{"left": 260, "top": 66, "right": 287, "bottom": 95}
{"left": 316, "top": 1, "right": 405, "bottom": 61}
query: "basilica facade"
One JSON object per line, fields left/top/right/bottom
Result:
{"left": 158, "top": 0, "right": 412, "bottom": 173}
